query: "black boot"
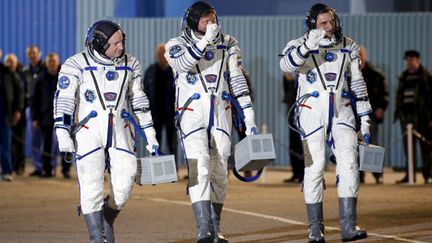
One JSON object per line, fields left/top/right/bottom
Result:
{"left": 192, "top": 201, "right": 213, "bottom": 243}
{"left": 103, "top": 195, "right": 120, "bottom": 243}
{"left": 306, "top": 203, "right": 325, "bottom": 243}
{"left": 83, "top": 211, "right": 105, "bottom": 243}
{"left": 339, "top": 197, "right": 367, "bottom": 242}
{"left": 211, "top": 203, "right": 228, "bottom": 243}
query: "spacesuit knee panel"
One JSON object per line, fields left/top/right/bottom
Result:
{"left": 188, "top": 159, "right": 199, "bottom": 187}
{"left": 303, "top": 138, "right": 325, "bottom": 169}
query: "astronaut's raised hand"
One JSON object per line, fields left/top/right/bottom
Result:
{"left": 305, "top": 29, "right": 326, "bottom": 50}
{"left": 197, "top": 23, "right": 220, "bottom": 50}
{"left": 204, "top": 23, "right": 220, "bottom": 43}
{"left": 360, "top": 115, "right": 371, "bottom": 145}
{"left": 55, "top": 128, "right": 75, "bottom": 152}
{"left": 143, "top": 127, "right": 160, "bottom": 154}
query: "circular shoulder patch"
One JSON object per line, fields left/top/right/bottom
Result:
{"left": 58, "top": 76, "right": 70, "bottom": 89}
{"left": 168, "top": 45, "right": 182, "bottom": 58}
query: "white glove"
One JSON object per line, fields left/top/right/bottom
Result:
{"left": 360, "top": 115, "right": 371, "bottom": 144}
{"left": 55, "top": 128, "right": 75, "bottom": 152}
{"left": 196, "top": 23, "right": 220, "bottom": 50}
{"left": 305, "top": 29, "right": 326, "bottom": 50}
{"left": 143, "top": 127, "right": 160, "bottom": 154}
{"left": 204, "top": 23, "right": 220, "bottom": 43}
{"left": 243, "top": 108, "right": 258, "bottom": 136}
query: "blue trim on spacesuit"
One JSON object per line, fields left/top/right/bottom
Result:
{"left": 296, "top": 46, "right": 308, "bottom": 59}
{"left": 115, "top": 66, "right": 133, "bottom": 71}
{"left": 76, "top": 147, "right": 102, "bottom": 160}
{"left": 192, "top": 44, "right": 203, "bottom": 54}
{"left": 140, "top": 124, "right": 154, "bottom": 129}
{"left": 227, "top": 52, "right": 236, "bottom": 58}
{"left": 84, "top": 66, "right": 133, "bottom": 71}
{"left": 107, "top": 113, "right": 113, "bottom": 148}
{"left": 55, "top": 125, "right": 71, "bottom": 132}
{"left": 336, "top": 122, "right": 356, "bottom": 131}
{"left": 121, "top": 110, "right": 148, "bottom": 143}
{"left": 207, "top": 95, "right": 216, "bottom": 149}
{"left": 216, "top": 128, "right": 230, "bottom": 138}
{"left": 115, "top": 147, "right": 135, "bottom": 156}
{"left": 326, "top": 91, "right": 335, "bottom": 139}
{"left": 357, "top": 111, "right": 372, "bottom": 117}
{"left": 84, "top": 66, "right": 97, "bottom": 71}
{"left": 303, "top": 126, "right": 323, "bottom": 139}
{"left": 340, "top": 49, "right": 350, "bottom": 53}
{"left": 241, "top": 104, "right": 252, "bottom": 109}
{"left": 182, "top": 127, "right": 205, "bottom": 139}
{"left": 187, "top": 46, "right": 201, "bottom": 60}
{"left": 287, "top": 53, "right": 300, "bottom": 67}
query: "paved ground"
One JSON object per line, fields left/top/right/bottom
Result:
{"left": 1, "top": 165, "right": 431, "bottom": 243}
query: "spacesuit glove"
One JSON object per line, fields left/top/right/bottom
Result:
{"left": 245, "top": 124, "right": 258, "bottom": 136}
{"left": 243, "top": 109, "right": 258, "bottom": 136}
{"left": 143, "top": 127, "right": 160, "bottom": 154}
{"left": 196, "top": 23, "right": 220, "bottom": 51}
{"left": 55, "top": 128, "right": 75, "bottom": 152}
{"left": 204, "top": 23, "right": 220, "bottom": 43}
{"left": 305, "top": 29, "right": 326, "bottom": 50}
{"left": 360, "top": 115, "right": 371, "bottom": 145}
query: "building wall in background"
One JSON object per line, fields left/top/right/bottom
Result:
{"left": 75, "top": 0, "right": 115, "bottom": 52}
{"left": 0, "top": 0, "right": 76, "bottom": 64}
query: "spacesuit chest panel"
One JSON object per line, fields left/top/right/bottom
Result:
{"left": 299, "top": 43, "right": 349, "bottom": 91}
{"left": 185, "top": 45, "right": 227, "bottom": 94}
{"left": 80, "top": 55, "right": 130, "bottom": 110}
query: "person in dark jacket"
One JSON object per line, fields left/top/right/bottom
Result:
{"left": 282, "top": 71, "right": 304, "bottom": 183}
{"left": 394, "top": 50, "right": 432, "bottom": 184}
{"left": 143, "top": 44, "right": 177, "bottom": 157}
{"left": 4, "top": 54, "right": 27, "bottom": 176}
{"left": 358, "top": 46, "right": 389, "bottom": 184}
{"left": 32, "top": 53, "right": 70, "bottom": 178}
{"left": 23, "top": 45, "right": 46, "bottom": 176}
{"left": 0, "top": 60, "right": 24, "bottom": 181}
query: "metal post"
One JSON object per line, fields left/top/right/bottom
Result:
{"left": 260, "top": 123, "right": 268, "bottom": 184}
{"left": 407, "top": 123, "right": 415, "bottom": 185}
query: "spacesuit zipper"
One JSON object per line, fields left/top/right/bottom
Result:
{"left": 207, "top": 93, "right": 215, "bottom": 150}
{"left": 105, "top": 109, "right": 114, "bottom": 171}
{"left": 326, "top": 89, "right": 335, "bottom": 148}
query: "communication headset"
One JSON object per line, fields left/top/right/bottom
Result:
{"left": 304, "top": 3, "right": 342, "bottom": 35}
{"left": 85, "top": 20, "right": 126, "bottom": 55}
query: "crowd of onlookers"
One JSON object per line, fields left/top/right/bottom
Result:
{"left": 0, "top": 45, "right": 71, "bottom": 181}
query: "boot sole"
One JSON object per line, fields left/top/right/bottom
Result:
{"left": 342, "top": 233, "right": 367, "bottom": 242}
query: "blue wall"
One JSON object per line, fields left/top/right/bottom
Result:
{"left": 110, "top": 0, "right": 353, "bottom": 18}
{"left": 0, "top": 0, "right": 76, "bottom": 64}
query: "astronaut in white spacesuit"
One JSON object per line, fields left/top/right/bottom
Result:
{"left": 165, "top": 1, "right": 257, "bottom": 242}
{"left": 280, "top": 3, "right": 369, "bottom": 242}
{"left": 54, "top": 20, "right": 159, "bottom": 243}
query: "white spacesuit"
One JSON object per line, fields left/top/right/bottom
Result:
{"left": 280, "top": 4, "right": 369, "bottom": 243}
{"left": 165, "top": 1, "right": 257, "bottom": 242}
{"left": 54, "top": 20, "right": 158, "bottom": 243}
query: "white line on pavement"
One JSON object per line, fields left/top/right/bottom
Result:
{"left": 149, "top": 197, "right": 429, "bottom": 243}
